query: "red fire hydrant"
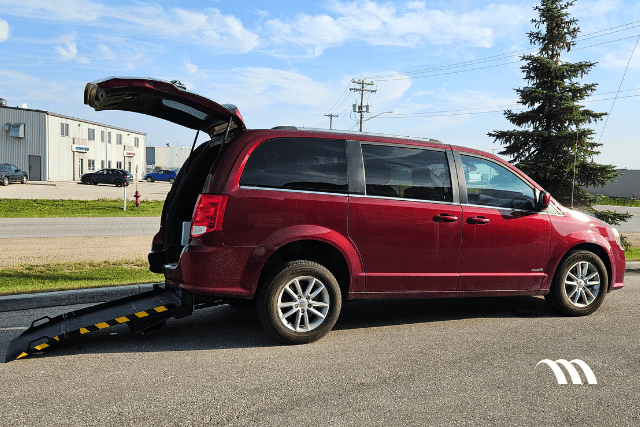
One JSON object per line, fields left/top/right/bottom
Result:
{"left": 134, "top": 190, "right": 141, "bottom": 208}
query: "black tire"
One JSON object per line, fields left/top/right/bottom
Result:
{"left": 146, "top": 177, "right": 153, "bottom": 182}
{"left": 1, "top": 176, "right": 8, "bottom": 186}
{"left": 227, "top": 298, "right": 257, "bottom": 309}
{"left": 21, "top": 175, "right": 27, "bottom": 184}
{"left": 545, "top": 250, "right": 608, "bottom": 316}
{"left": 83, "top": 177, "right": 93, "bottom": 185}
{"left": 257, "top": 261, "right": 342, "bottom": 344}
{"left": 169, "top": 178, "right": 175, "bottom": 184}
{"left": 114, "top": 180, "right": 123, "bottom": 187}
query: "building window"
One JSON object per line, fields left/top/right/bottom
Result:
{"left": 101, "top": 131, "right": 105, "bottom": 142}
{"left": 108, "top": 132, "right": 112, "bottom": 144}
{"left": 101, "top": 160, "right": 105, "bottom": 169}
{"left": 88, "top": 129, "right": 95, "bottom": 141}
{"left": 61, "top": 123, "right": 69, "bottom": 137}
{"left": 108, "top": 161, "right": 112, "bottom": 168}
{"left": 88, "top": 159, "right": 95, "bottom": 171}
{"left": 116, "top": 161, "right": 122, "bottom": 169}
{"left": 116, "top": 134, "right": 123, "bottom": 145}
{"left": 134, "top": 137, "right": 139, "bottom": 147}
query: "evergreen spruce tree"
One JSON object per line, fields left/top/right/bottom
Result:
{"left": 488, "top": 0, "right": 629, "bottom": 226}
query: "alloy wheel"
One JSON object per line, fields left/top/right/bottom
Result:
{"left": 563, "top": 261, "right": 601, "bottom": 308}
{"left": 277, "top": 276, "right": 330, "bottom": 332}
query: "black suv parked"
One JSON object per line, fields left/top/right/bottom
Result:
{"left": 0, "top": 163, "right": 28, "bottom": 186}
{"left": 80, "top": 169, "right": 133, "bottom": 186}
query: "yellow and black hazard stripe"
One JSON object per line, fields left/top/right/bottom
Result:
{"left": 16, "top": 306, "right": 170, "bottom": 360}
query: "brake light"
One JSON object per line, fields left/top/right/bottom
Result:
{"left": 191, "top": 194, "right": 228, "bottom": 237}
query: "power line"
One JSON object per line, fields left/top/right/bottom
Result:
{"left": 362, "top": 21, "right": 640, "bottom": 80}
{"left": 350, "top": 79, "right": 376, "bottom": 132}
{"left": 597, "top": 34, "right": 640, "bottom": 144}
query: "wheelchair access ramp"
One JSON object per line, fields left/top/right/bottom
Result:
{"left": 4, "top": 285, "right": 187, "bottom": 363}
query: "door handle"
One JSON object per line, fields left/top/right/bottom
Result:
{"left": 467, "top": 216, "right": 490, "bottom": 224}
{"left": 433, "top": 213, "right": 459, "bottom": 222}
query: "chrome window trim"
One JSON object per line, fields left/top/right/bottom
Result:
{"left": 240, "top": 185, "right": 349, "bottom": 198}
{"left": 460, "top": 201, "right": 563, "bottom": 216}
{"left": 349, "top": 193, "right": 457, "bottom": 206}
{"left": 359, "top": 140, "right": 449, "bottom": 152}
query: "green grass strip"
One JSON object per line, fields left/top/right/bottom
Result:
{"left": 0, "top": 258, "right": 164, "bottom": 295}
{"left": 625, "top": 247, "right": 640, "bottom": 262}
{"left": 594, "top": 195, "right": 640, "bottom": 207}
{"left": 0, "top": 198, "right": 164, "bottom": 217}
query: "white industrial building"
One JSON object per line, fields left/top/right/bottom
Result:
{"left": 1, "top": 100, "right": 146, "bottom": 181}
{"left": 146, "top": 145, "right": 190, "bottom": 172}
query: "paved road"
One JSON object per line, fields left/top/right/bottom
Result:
{"left": 0, "top": 180, "right": 171, "bottom": 201}
{"left": 593, "top": 205, "right": 640, "bottom": 233}
{"left": 0, "top": 217, "right": 160, "bottom": 238}
{"left": 1, "top": 276, "right": 638, "bottom": 426}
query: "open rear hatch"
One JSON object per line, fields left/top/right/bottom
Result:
{"left": 84, "top": 77, "right": 245, "bottom": 137}
{"left": 85, "top": 77, "right": 246, "bottom": 272}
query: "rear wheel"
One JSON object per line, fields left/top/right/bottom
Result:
{"left": 257, "top": 261, "right": 341, "bottom": 344}
{"left": 114, "top": 180, "right": 123, "bottom": 187}
{"left": 83, "top": 177, "right": 93, "bottom": 185}
{"left": 545, "top": 250, "right": 607, "bottom": 316}
{"left": 169, "top": 178, "right": 175, "bottom": 184}
{"left": 146, "top": 177, "right": 153, "bottom": 182}
{"left": 21, "top": 175, "right": 27, "bottom": 184}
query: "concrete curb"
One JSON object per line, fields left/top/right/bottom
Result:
{"left": 0, "top": 283, "right": 157, "bottom": 312}
{"left": 2, "top": 262, "right": 639, "bottom": 313}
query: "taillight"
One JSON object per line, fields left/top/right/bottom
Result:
{"left": 191, "top": 194, "right": 228, "bottom": 237}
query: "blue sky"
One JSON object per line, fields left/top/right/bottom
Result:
{"left": 1, "top": 0, "right": 639, "bottom": 168}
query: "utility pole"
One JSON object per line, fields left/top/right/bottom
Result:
{"left": 324, "top": 113, "right": 338, "bottom": 130}
{"left": 350, "top": 79, "right": 376, "bottom": 132}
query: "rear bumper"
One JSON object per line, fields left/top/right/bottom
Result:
{"left": 164, "top": 243, "right": 256, "bottom": 298}
{"left": 610, "top": 245, "right": 626, "bottom": 291}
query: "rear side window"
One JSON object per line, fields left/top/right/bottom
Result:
{"left": 240, "top": 138, "right": 348, "bottom": 194}
{"left": 361, "top": 144, "right": 453, "bottom": 202}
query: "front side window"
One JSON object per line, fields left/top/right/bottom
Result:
{"left": 460, "top": 154, "right": 535, "bottom": 210}
{"left": 361, "top": 144, "right": 453, "bottom": 202}
{"left": 240, "top": 138, "right": 347, "bottom": 194}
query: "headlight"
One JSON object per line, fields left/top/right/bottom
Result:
{"left": 611, "top": 227, "right": 623, "bottom": 250}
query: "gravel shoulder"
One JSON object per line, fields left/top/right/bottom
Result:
{"left": 0, "top": 235, "right": 152, "bottom": 266}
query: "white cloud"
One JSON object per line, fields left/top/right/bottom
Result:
{"left": 0, "top": 0, "right": 260, "bottom": 54}
{"left": 0, "top": 19, "right": 8, "bottom": 42}
{"left": 98, "top": 44, "right": 115, "bottom": 59}
{"left": 263, "top": 0, "right": 533, "bottom": 57}
{"left": 54, "top": 35, "right": 90, "bottom": 64}
{"left": 0, "top": 68, "right": 69, "bottom": 102}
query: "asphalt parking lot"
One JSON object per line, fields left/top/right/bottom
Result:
{"left": 0, "top": 180, "right": 172, "bottom": 201}
{"left": 1, "top": 275, "right": 638, "bottom": 426}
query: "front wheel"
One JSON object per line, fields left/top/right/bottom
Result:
{"left": 146, "top": 177, "right": 153, "bottom": 182}
{"left": 21, "top": 175, "right": 28, "bottom": 184}
{"left": 168, "top": 178, "right": 175, "bottom": 184}
{"left": 545, "top": 250, "right": 608, "bottom": 316}
{"left": 257, "top": 261, "right": 342, "bottom": 344}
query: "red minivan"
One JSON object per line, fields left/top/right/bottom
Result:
{"left": 86, "top": 77, "right": 626, "bottom": 344}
